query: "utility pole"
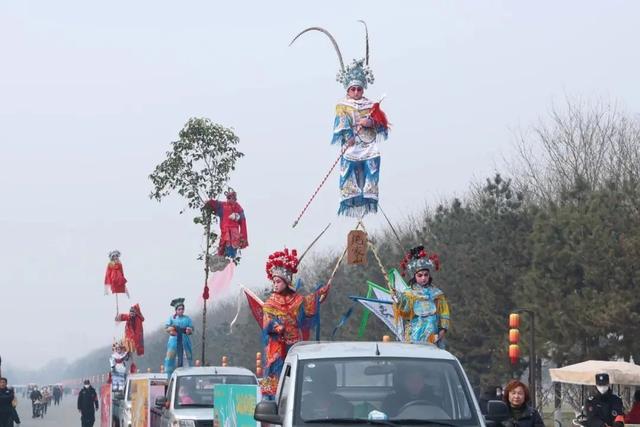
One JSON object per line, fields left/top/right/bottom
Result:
{"left": 513, "top": 308, "right": 537, "bottom": 409}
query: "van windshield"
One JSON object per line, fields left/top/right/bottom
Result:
{"left": 175, "top": 374, "right": 257, "bottom": 408}
{"left": 294, "top": 358, "right": 479, "bottom": 426}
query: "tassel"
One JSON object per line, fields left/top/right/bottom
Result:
{"left": 202, "top": 284, "right": 210, "bottom": 300}
{"left": 370, "top": 102, "right": 389, "bottom": 129}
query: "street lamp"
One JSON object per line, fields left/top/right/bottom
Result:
{"left": 512, "top": 308, "right": 537, "bottom": 409}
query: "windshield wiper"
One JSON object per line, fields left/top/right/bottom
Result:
{"left": 390, "top": 420, "right": 457, "bottom": 427}
{"left": 305, "top": 418, "right": 401, "bottom": 427}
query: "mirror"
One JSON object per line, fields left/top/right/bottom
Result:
{"left": 486, "top": 400, "right": 510, "bottom": 423}
{"left": 254, "top": 401, "right": 283, "bottom": 425}
{"left": 154, "top": 396, "right": 167, "bottom": 409}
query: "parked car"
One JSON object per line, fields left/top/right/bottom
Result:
{"left": 254, "top": 341, "right": 511, "bottom": 427}
{"left": 151, "top": 366, "right": 258, "bottom": 427}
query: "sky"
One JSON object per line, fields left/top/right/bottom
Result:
{"left": 1, "top": 0, "right": 640, "bottom": 371}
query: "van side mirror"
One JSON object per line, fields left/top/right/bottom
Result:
{"left": 486, "top": 400, "right": 510, "bottom": 422}
{"left": 155, "top": 396, "right": 167, "bottom": 409}
{"left": 254, "top": 401, "right": 283, "bottom": 425}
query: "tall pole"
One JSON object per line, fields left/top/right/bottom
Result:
{"left": 201, "top": 214, "right": 211, "bottom": 364}
{"left": 514, "top": 308, "right": 537, "bottom": 409}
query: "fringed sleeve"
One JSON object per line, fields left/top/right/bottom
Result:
{"left": 436, "top": 295, "right": 450, "bottom": 331}
{"left": 331, "top": 104, "right": 354, "bottom": 145}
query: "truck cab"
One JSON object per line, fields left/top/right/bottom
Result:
{"left": 151, "top": 366, "right": 258, "bottom": 427}
{"left": 113, "top": 372, "right": 168, "bottom": 427}
{"left": 254, "top": 341, "right": 510, "bottom": 427}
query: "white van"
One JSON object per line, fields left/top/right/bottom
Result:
{"left": 254, "top": 341, "right": 510, "bottom": 427}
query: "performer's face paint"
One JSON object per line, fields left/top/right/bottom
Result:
{"left": 348, "top": 85, "right": 364, "bottom": 100}
{"left": 176, "top": 306, "right": 185, "bottom": 316}
{"left": 414, "top": 270, "right": 431, "bottom": 286}
{"left": 272, "top": 276, "right": 288, "bottom": 294}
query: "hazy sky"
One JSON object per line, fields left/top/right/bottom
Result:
{"left": 1, "top": 1, "right": 640, "bottom": 370}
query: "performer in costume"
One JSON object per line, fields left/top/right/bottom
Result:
{"left": 115, "top": 304, "right": 145, "bottom": 356}
{"left": 394, "top": 246, "right": 450, "bottom": 347}
{"left": 164, "top": 298, "right": 194, "bottom": 377}
{"left": 110, "top": 341, "right": 130, "bottom": 392}
{"left": 205, "top": 188, "right": 249, "bottom": 258}
{"left": 291, "top": 24, "right": 389, "bottom": 217}
{"left": 104, "top": 250, "right": 128, "bottom": 296}
{"left": 243, "top": 248, "right": 331, "bottom": 397}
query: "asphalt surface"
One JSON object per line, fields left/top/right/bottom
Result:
{"left": 15, "top": 394, "right": 84, "bottom": 427}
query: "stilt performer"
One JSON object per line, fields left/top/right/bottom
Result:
{"left": 104, "top": 250, "right": 129, "bottom": 312}
{"left": 204, "top": 188, "right": 249, "bottom": 259}
{"left": 164, "top": 298, "right": 194, "bottom": 377}
{"left": 243, "top": 248, "right": 332, "bottom": 398}
{"left": 115, "top": 304, "right": 145, "bottom": 356}
{"left": 393, "top": 246, "right": 450, "bottom": 347}
{"left": 290, "top": 22, "right": 389, "bottom": 222}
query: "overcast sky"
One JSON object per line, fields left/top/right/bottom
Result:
{"left": 1, "top": 1, "right": 639, "bottom": 371}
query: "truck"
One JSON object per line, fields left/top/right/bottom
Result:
{"left": 151, "top": 366, "right": 258, "bottom": 427}
{"left": 112, "top": 372, "right": 168, "bottom": 427}
{"left": 254, "top": 341, "right": 512, "bottom": 427}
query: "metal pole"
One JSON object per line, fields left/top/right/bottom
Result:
{"left": 530, "top": 310, "right": 536, "bottom": 409}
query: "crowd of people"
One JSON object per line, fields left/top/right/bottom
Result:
{"left": 0, "top": 377, "right": 70, "bottom": 426}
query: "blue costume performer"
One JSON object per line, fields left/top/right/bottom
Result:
{"left": 164, "top": 298, "right": 194, "bottom": 376}
{"left": 290, "top": 23, "right": 389, "bottom": 218}
{"left": 394, "top": 246, "right": 450, "bottom": 347}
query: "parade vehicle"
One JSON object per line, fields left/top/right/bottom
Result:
{"left": 151, "top": 366, "right": 258, "bottom": 427}
{"left": 254, "top": 341, "right": 510, "bottom": 427}
{"left": 112, "top": 372, "right": 168, "bottom": 427}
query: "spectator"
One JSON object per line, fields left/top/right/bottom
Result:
{"left": 0, "top": 377, "right": 21, "bottom": 426}
{"left": 502, "top": 380, "right": 545, "bottom": 427}
{"left": 625, "top": 390, "right": 640, "bottom": 424}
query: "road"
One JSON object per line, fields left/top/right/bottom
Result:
{"left": 15, "top": 394, "right": 84, "bottom": 427}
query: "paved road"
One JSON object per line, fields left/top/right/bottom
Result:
{"left": 15, "top": 395, "right": 83, "bottom": 427}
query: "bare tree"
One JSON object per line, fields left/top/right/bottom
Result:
{"left": 508, "top": 97, "right": 640, "bottom": 201}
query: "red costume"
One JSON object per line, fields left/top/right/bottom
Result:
{"left": 116, "top": 304, "right": 145, "bottom": 356}
{"left": 105, "top": 260, "right": 127, "bottom": 294}
{"left": 206, "top": 190, "right": 248, "bottom": 258}
{"left": 244, "top": 248, "right": 330, "bottom": 397}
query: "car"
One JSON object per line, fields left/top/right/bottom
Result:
{"left": 151, "top": 366, "right": 258, "bottom": 427}
{"left": 254, "top": 341, "right": 511, "bottom": 427}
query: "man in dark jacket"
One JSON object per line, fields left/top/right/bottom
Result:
{"left": 77, "top": 380, "right": 99, "bottom": 427}
{"left": 0, "top": 378, "right": 20, "bottom": 426}
{"left": 586, "top": 373, "right": 625, "bottom": 427}
{"left": 29, "top": 386, "right": 42, "bottom": 418}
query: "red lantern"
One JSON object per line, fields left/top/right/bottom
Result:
{"left": 509, "top": 329, "right": 520, "bottom": 344}
{"left": 509, "top": 344, "right": 520, "bottom": 365}
{"left": 509, "top": 313, "right": 520, "bottom": 328}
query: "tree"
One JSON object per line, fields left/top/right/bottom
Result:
{"left": 149, "top": 117, "right": 244, "bottom": 361}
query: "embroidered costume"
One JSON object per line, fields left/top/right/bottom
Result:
{"left": 205, "top": 188, "right": 249, "bottom": 258}
{"left": 394, "top": 246, "right": 450, "bottom": 347}
{"left": 104, "top": 250, "right": 128, "bottom": 295}
{"left": 110, "top": 341, "right": 130, "bottom": 392}
{"left": 164, "top": 298, "right": 194, "bottom": 377}
{"left": 116, "top": 304, "right": 145, "bottom": 356}
{"left": 243, "top": 248, "right": 330, "bottom": 397}
{"left": 291, "top": 23, "right": 389, "bottom": 217}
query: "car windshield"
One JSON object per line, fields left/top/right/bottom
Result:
{"left": 294, "top": 357, "right": 479, "bottom": 426}
{"left": 174, "top": 374, "right": 256, "bottom": 408}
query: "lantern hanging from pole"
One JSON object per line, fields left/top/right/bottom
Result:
{"left": 509, "top": 313, "right": 520, "bottom": 328}
{"left": 509, "top": 328, "right": 520, "bottom": 344}
{"left": 509, "top": 344, "right": 521, "bottom": 365}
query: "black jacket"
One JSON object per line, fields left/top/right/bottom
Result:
{"left": 77, "top": 386, "right": 99, "bottom": 415}
{"left": 586, "top": 390, "right": 625, "bottom": 427}
{"left": 0, "top": 388, "right": 14, "bottom": 416}
{"left": 503, "top": 404, "right": 545, "bottom": 427}
{"left": 29, "top": 389, "right": 42, "bottom": 402}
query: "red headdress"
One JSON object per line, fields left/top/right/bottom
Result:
{"left": 265, "top": 248, "right": 299, "bottom": 289}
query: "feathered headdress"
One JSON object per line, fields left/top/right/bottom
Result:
{"left": 290, "top": 21, "right": 375, "bottom": 90}
{"left": 266, "top": 248, "right": 299, "bottom": 288}
{"left": 400, "top": 245, "right": 441, "bottom": 279}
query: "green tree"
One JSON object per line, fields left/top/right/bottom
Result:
{"left": 149, "top": 117, "right": 244, "bottom": 361}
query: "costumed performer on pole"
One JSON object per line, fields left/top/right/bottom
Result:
{"left": 393, "top": 246, "right": 450, "bottom": 348}
{"left": 115, "top": 304, "right": 145, "bottom": 356}
{"left": 291, "top": 23, "right": 389, "bottom": 218}
{"left": 104, "top": 250, "right": 129, "bottom": 296}
{"left": 244, "top": 248, "right": 331, "bottom": 398}
{"left": 110, "top": 341, "right": 130, "bottom": 392}
{"left": 204, "top": 188, "right": 248, "bottom": 259}
{"left": 164, "top": 298, "right": 194, "bottom": 377}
